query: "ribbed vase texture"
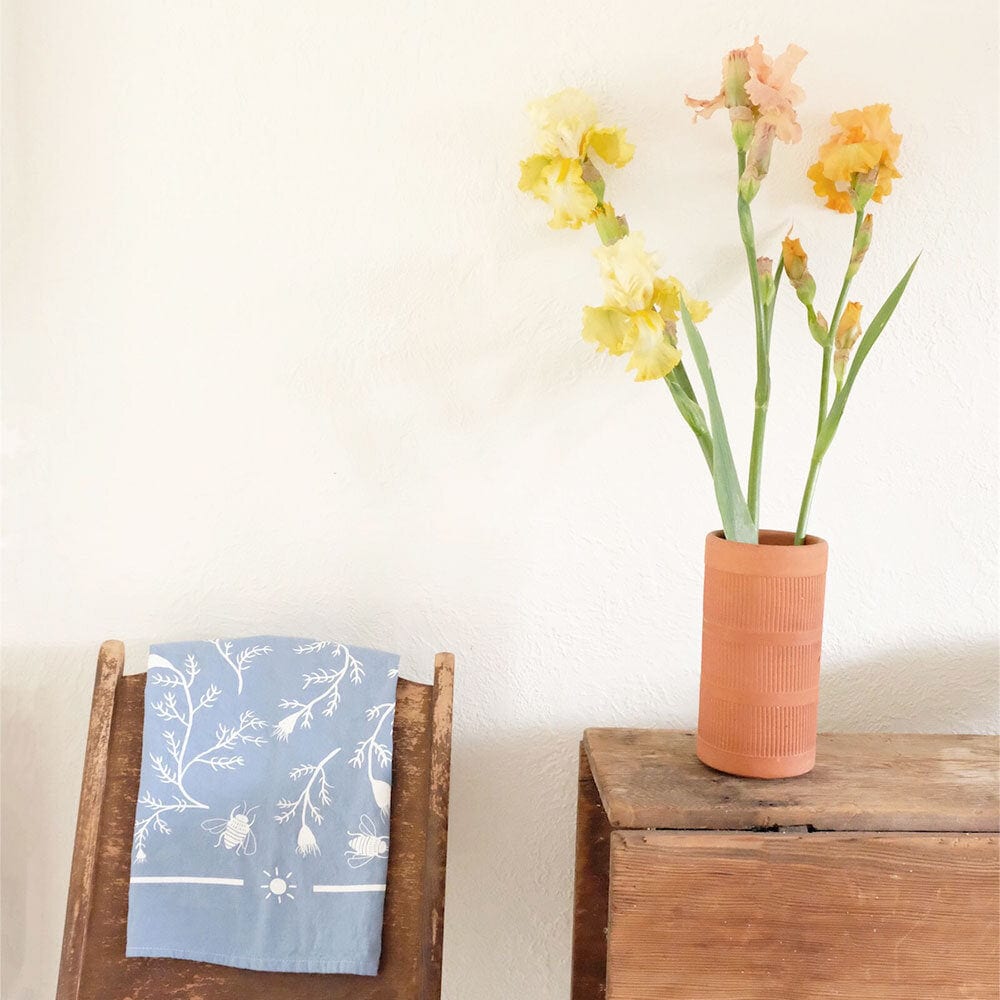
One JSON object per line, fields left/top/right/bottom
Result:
{"left": 697, "top": 530, "right": 829, "bottom": 779}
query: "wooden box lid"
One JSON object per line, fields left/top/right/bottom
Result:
{"left": 583, "top": 729, "right": 1000, "bottom": 832}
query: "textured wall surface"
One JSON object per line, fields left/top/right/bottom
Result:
{"left": 2, "top": 2, "right": 998, "bottom": 997}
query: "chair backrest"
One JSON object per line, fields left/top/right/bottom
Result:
{"left": 57, "top": 640, "right": 454, "bottom": 1000}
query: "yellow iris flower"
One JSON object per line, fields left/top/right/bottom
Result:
{"left": 807, "top": 104, "right": 902, "bottom": 213}
{"left": 519, "top": 88, "right": 635, "bottom": 229}
{"left": 520, "top": 156, "right": 599, "bottom": 230}
{"left": 581, "top": 233, "right": 710, "bottom": 381}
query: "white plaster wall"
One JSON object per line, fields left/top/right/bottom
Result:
{"left": 2, "top": 1, "right": 998, "bottom": 997}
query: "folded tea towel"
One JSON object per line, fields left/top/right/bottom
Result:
{"left": 126, "top": 636, "right": 399, "bottom": 974}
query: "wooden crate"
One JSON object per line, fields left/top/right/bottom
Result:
{"left": 571, "top": 730, "right": 999, "bottom": 1000}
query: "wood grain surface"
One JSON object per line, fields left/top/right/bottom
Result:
{"left": 55, "top": 640, "right": 125, "bottom": 1000}
{"left": 418, "top": 652, "right": 455, "bottom": 1000}
{"left": 608, "top": 830, "right": 1000, "bottom": 1000}
{"left": 57, "top": 644, "right": 454, "bottom": 1000}
{"left": 570, "top": 743, "right": 611, "bottom": 1000}
{"left": 585, "top": 729, "right": 1000, "bottom": 831}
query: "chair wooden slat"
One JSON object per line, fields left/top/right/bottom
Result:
{"left": 418, "top": 653, "right": 454, "bottom": 1000}
{"left": 57, "top": 642, "right": 454, "bottom": 1000}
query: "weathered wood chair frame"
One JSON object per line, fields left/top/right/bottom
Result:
{"left": 57, "top": 640, "right": 454, "bottom": 1000}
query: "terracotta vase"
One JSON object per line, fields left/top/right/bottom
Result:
{"left": 696, "top": 529, "right": 829, "bottom": 779}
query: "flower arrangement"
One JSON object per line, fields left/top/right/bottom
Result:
{"left": 518, "top": 41, "right": 917, "bottom": 545}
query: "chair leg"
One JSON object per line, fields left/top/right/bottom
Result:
{"left": 418, "top": 652, "right": 454, "bottom": 1000}
{"left": 57, "top": 641, "right": 125, "bottom": 1000}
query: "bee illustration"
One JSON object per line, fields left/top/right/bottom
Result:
{"left": 201, "top": 802, "right": 258, "bottom": 856}
{"left": 345, "top": 815, "right": 388, "bottom": 868}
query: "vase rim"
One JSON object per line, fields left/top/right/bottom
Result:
{"left": 705, "top": 529, "right": 828, "bottom": 575}
{"left": 707, "top": 528, "right": 826, "bottom": 548}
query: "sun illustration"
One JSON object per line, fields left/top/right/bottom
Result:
{"left": 261, "top": 867, "right": 297, "bottom": 903}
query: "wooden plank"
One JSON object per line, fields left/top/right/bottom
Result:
{"left": 56, "top": 640, "right": 126, "bottom": 1000}
{"left": 607, "top": 830, "right": 1000, "bottom": 1000}
{"left": 570, "top": 743, "right": 611, "bottom": 1000}
{"left": 584, "top": 729, "right": 1000, "bottom": 832}
{"left": 62, "top": 647, "right": 454, "bottom": 1000}
{"left": 418, "top": 652, "right": 455, "bottom": 1000}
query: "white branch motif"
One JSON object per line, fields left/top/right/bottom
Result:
{"left": 213, "top": 639, "right": 272, "bottom": 695}
{"left": 349, "top": 702, "right": 395, "bottom": 820}
{"left": 272, "top": 644, "right": 365, "bottom": 741}
{"left": 290, "top": 640, "right": 335, "bottom": 655}
{"left": 132, "top": 792, "right": 205, "bottom": 863}
{"left": 133, "top": 653, "right": 268, "bottom": 862}
{"left": 275, "top": 747, "right": 341, "bottom": 856}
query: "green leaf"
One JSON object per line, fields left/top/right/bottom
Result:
{"left": 669, "top": 358, "right": 700, "bottom": 404}
{"left": 679, "top": 299, "right": 757, "bottom": 543}
{"left": 664, "top": 370, "right": 713, "bottom": 470}
{"left": 816, "top": 254, "right": 920, "bottom": 459}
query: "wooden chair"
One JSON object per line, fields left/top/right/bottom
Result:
{"left": 57, "top": 640, "right": 454, "bottom": 1000}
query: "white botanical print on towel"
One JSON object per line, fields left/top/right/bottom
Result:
{"left": 272, "top": 643, "right": 365, "bottom": 742}
{"left": 275, "top": 747, "right": 342, "bottom": 856}
{"left": 201, "top": 802, "right": 259, "bottom": 856}
{"left": 132, "top": 653, "right": 268, "bottom": 863}
{"left": 213, "top": 639, "right": 272, "bottom": 695}
{"left": 349, "top": 703, "right": 394, "bottom": 820}
{"left": 344, "top": 815, "right": 389, "bottom": 868}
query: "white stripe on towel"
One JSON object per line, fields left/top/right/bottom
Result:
{"left": 312, "top": 884, "right": 387, "bottom": 893}
{"left": 130, "top": 876, "right": 244, "bottom": 886}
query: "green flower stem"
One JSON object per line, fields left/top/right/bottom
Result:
{"left": 798, "top": 214, "right": 861, "bottom": 543}
{"left": 816, "top": 349, "right": 833, "bottom": 436}
{"left": 794, "top": 449, "right": 823, "bottom": 544}
{"left": 738, "top": 149, "right": 769, "bottom": 528}
{"left": 764, "top": 255, "right": 784, "bottom": 350}
{"left": 795, "top": 253, "right": 920, "bottom": 544}
{"left": 816, "top": 210, "right": 865, "bottom": 434}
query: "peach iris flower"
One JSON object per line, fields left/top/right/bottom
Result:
{"left": 686, "top": 37, "right": 806, "bottom": 144}
{"left": 807, "top": 104, "right": 902, "bottom": 213}
{"left": 744, "top": 38, "right": 807, "bottom": 143}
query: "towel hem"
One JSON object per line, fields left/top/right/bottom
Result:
{"left": 124, "top": 946, "right": 380, "bottom": 975}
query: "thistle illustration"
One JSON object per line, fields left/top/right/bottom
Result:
{"left": 349, "top": 702, "right": 395, "bottom": 820}
{"left": 275, "top": 747, "right": 342, "bottom": 856}
{"left": 272, "top": 643, "right": 365, "bottom": 741}
{"left": 132, "top": 652, "right": 268, "bottom": 862}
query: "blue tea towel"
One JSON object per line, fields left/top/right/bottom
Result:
{"left": 126, "top": 636, "right": 399, "bottom": 974}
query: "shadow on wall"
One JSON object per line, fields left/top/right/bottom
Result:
{"left": 441, "top": 719, "right": 584, "bottom": 1000}
{"left": 1, "top": 644, "right": 97, "bottom": 1000}
{"left": 819, "top": 641, "right": 1000, "bottom": 734}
